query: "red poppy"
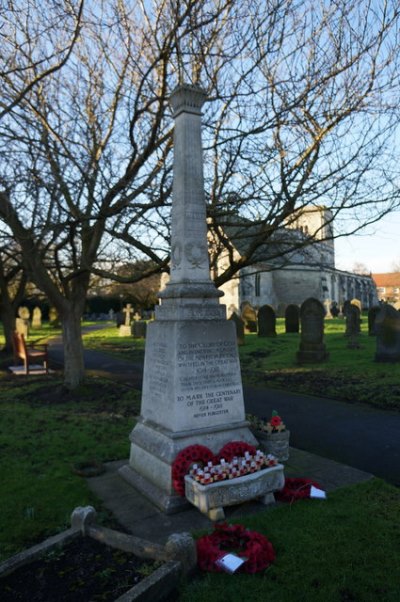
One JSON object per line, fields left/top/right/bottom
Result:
{"left": 269, "top": 415, "right": 282, "bottom": 427}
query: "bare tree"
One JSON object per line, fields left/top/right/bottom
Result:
{"left": 1, "top": 0, "right": 400, "bottom": 388}
{"left": 0, "top": 239, "right": 27, "bottom": 352}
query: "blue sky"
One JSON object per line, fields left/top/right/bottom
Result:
{"left": 335, "top": 211, "right": 400, "bottom": 274}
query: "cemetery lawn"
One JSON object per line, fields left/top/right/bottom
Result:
{"left": 239, "top": 317, "right": 400, "bottom": 411}
{"left": 0, "top": 372, "right": 139, "bottom": 562}
{"left": 82, "top": 319, "right": 400, "bottom": 411}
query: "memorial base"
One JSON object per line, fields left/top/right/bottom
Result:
{"left": 119, "top": 419, "right": 258, "bottom": 514}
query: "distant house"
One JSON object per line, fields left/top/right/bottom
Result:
{"left": 209, "top": 206, "right": 378, "bottom": 315}
{"left": 372, "top": 273, "right": 400, "bottom": 304}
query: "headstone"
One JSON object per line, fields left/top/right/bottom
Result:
{"left": 351, "top": 298, "right": 362, "bottom": 312}
{"left": 342, "top": 300, "right": 351, "bottom": 317}
{"left": 49, "top": 307, "right": 59, "bottom": 326}
{"left": 132, "top": 320, "right": 147, "bottom": 339}
{"left": 133, "top": 311, "right": 142, "bottom": 322}
{"left": 108, "top": 308, "right": 115, "bottom": 321}
{"left": 330, "top": 302, "right": 339, "bottom": 318}
{"left": 18, "top": 306, "right": 30, "bottom": 320}
{"left": 119, "top": 85, "right": 257, "bottom": 513}
{"left": 257, "top": 305, "right": 276, "bottom": 337}
{"left": 229, "top": 312, "right": 245, "bottom": 345}
{"left": 345, "top": 304, "right": 361, "bottom": 349}
{"left": 285, "top": 304, "right": 299, "bottom": 333}
{"left": 241, "top": 302, "right": 257, "bottom": 333}
{"left": 115, "top": 311, "right": 124, "bottom": 327}
{"left": 119, "top": 304, "right": 133, "bottom": 336}
{"left": 368, "top": 306, "right": 381, "bottom": 336}
{"left": 323, "top": 299, "right": 332, "bottom": 318}
{"left": 276, "top": 303, "right": 286, "bottom": 318}
{"left": 15, "top": 316, "right": 28, "bottom": 337}
{"left": 31, "top": 307, "right": 42, "bottom": 329}
{"left": 297, "top": 297, "right": 329, "bottom": 363}
{"left": 375, "top": 304, "right": 400, "bottom": 362}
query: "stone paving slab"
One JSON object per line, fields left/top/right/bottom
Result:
{"left": 86, "top": 449, "right": 373, "bottom": 544}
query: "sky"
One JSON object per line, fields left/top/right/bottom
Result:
{"left": 334, "top": 211, "right": 400, "bottom": 275}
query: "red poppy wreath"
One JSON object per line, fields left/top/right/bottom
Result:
{"left": 197, "top": 522, "right": 275, "bottom": 574}
{"left": 171, "top": 444, "right": 215, "bottom": 496}
{"left": 275, "top": 477, "right": 322, "bottom": 503}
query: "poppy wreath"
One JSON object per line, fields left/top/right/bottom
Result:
{"left": 275, "top": 477, "right": 322, "bottom": 503}
{"left": 171, "top": 444, "right": 215, "bottom": 496}
{"left": 217, "top": 441, "right": 257, "bottom": 462}
{"left": 197, "top": 522, "right": 275, "bottom": 574}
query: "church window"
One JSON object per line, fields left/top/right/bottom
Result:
{"left": 255, "top": 273, "right": 261, "bottom": 297}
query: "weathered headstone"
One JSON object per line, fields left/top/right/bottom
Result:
{"left": 368, "top": 306, "right": 381, "bottom": 336}
{"left": 258, "top": 305, "right": 276, "bottom": 337}
{"left": 346, "top": 304, "right": 361, "bottom": 349}
{"left": 119, "top": 304, "right": 133, "bottom": 336}
{"left": 297, "top": 297, "right": 329, "bottom": 363}
{"left": 323, "top": 299, "right": 332, "bottom": 318}
{"left": 18, "top": 306, "right": 30, "bottom": 320}
{"left": 375, "top": 304, "right": 400, "bottom": 362}
{"left": 132, "top": 320, "right": 147, "bottom": 339}
{"left": 108, "top": 308, "right": 115, "bottom": 321}
{"left": 276, "top": 303, "right": 286, "bottom": 318}
{"left": 351, "top": 298, "right": 362, "bottom": 312}
{"left": 119, "top": 85, "right": 257, "bottom": 513}
{"left": 285, "top": 304, "right": 299, "bottom": 333}
{"left": 31, "top": 307, "right": 42, "bottom": 329}
{"left": 115, "top": 311, "right": 124, "bottom": 327}
{"left": 330, "top": 302, "right": 339, "bottom": 318}
{"left": 49, "top": 307, "right": 59, "bottom": 326}
{"left": 241, "top": 302, "right": 257, "bottom": 333}
{"left": 342, "top": 300, "right": 351, "bottom": 317}
{"left": 229, "top": 312, "right": 245, "bottom": 345}
{"left": 15, "top": 316, "right": 28, "bottom": 337}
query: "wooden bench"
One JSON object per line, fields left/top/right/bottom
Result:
{"left": 12, "top": 331, "right": 49, "bottom": 375}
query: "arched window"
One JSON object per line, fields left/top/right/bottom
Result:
{"left": 255, "top": 273, "right": 261, "bottom": 297}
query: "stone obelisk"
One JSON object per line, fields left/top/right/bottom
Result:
{"left": 119, "top": 84, "right": 257, "bottom": 513}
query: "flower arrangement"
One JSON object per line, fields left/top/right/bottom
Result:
{"left": 247, "top": 410, "right": 286, "bottom": 434}
{"left": 171, "top": 442, "right": 278, "bottom": 495}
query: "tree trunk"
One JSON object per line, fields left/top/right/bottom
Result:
{"left": 0, "top": 303, "right": 16, "bottom": 353}
{"left": 61, "top": 309, "right": 85, "bottom": 389}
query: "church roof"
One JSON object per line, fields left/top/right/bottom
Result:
{"left": 372, "top": 273, "right": 400, "bottom": 287}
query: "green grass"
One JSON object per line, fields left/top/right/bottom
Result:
{"left": 179, "top": 479, "right": 400, "bottom": 602}
{"left": 0, "top": 376, "right": 139, "bottom": 562}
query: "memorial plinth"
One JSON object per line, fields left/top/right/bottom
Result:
{"left": 119, "top": 85, "right": 257, "bottom": 513}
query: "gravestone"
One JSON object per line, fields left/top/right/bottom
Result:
{"left": 276, "top": 303, "right": 286, "bottom": 318}
{"left": 49, "top": 307, "right": 59, "bottom": 326}
{"left": 115, "top": 311, "right": 124, "bottom": 327}
{"left": 297, "top": 297, "right": 329, "bottom": 363}
{"left": 330, "top": 302, "right": 339, "bottom": 318}
{"left": 31, "top": 307, "right": 42, "bottom": 329}
{"left": 346, "top": 304, "right": 361, "bottom": 349}
{"left": 229, "top": 312, "right": 245, "bottom": 345}
{"left": 375, "top": 304, "right": 400, "bottom": 362}
{"left": 368, "top": 306, "right": 381, "bottom": 336}
{"left": 119, "top": 85, "right": 257, "bottom": 513}
{"left": 18, "top": 306, "right": 30, "bottom": 320}
{"left": 351, "top": 298, "right": 362, "bottom": 312}
{"left": 258, "top": 305, "right": 276, "bottom": 337}
{"left": 342, "top": 300, "right": 351, "bottom": 317}
{"left": 241, "top": 302, "right": 257, "bottom": 333}
{"left": 132, "top": 320, "right": 147, "bottom": 339}
{"left": 108, "top": 309, "right": 115, "bottom": 321}
{"left": 285, "top": 304, "right": 299, "bottom": 333}
{"left": 15, "top": 316, "right": 28, "bottom": 337}
{"left": 323, "top": 299, "right": 332, "bottom": 318}
{"left": 17, "top": 306, "right": 30, "bottom": 336}
{"left": 119, "top": 304, "right": 133, "bottom": 337}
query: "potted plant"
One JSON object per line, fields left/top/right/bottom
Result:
{"left": 246, "top": 411, "right": 290, "bottom": 462}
